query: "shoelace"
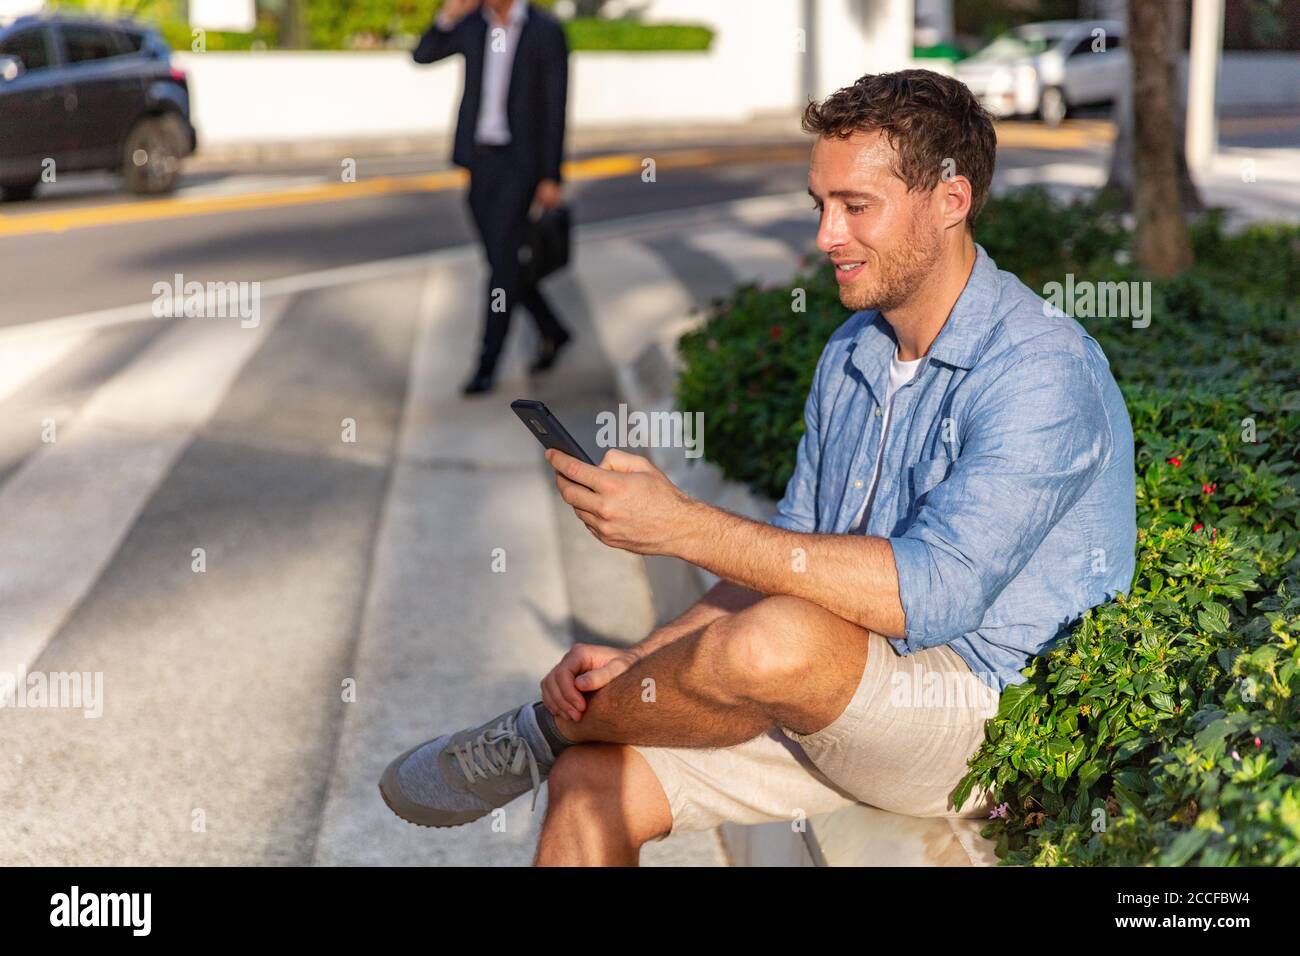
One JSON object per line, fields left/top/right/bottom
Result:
{"left": 449, "top": 712, "right": 543, "bottom": 812}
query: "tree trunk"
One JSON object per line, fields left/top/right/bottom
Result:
{"left": 281, "top": 0, "right": 307, "bottom": 49}
{"left": 1105, "top": 1, "right": 1203, "bottom": 214}
{"left": 1129, "top": 0, "right": 1194, "bottom": 276}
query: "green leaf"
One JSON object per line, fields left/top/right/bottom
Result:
{"left": 1198, "top": 602, "right": 1230, "bottom": 634}
{"left": 1160, "top": 828, "right": 1211, "bottom": 866}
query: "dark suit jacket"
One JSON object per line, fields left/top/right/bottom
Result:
{"left": 413, "top": 4, "right": 568, "bottom": 184}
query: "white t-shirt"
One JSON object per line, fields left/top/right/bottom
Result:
{"left": 851, "top": 349, "right": 925, "bottom": 532}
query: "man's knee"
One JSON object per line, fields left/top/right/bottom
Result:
{"left": 547, "top": 744, "right": 618, "bottom": 802}
{"left": 546, "top": 744, "right": 671, "bottom": 844}
{"left": 703, "top": 595, "right": 818, "bottom": 704}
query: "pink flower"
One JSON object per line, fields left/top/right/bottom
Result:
{"left": 1231, "top": 750, "right": 1241, "bottom": 761}
{"left": 1202, "top": 482, "right": 1217, "bottom": 495}
{"left": 1255, "top": 736, "right": 1262, "bottom": 748}
{"left": 988, "top": 801, "right": 1011, "bottom": 820}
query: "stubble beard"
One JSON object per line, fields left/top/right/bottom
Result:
{"left": 838, "top": 210, "right": 943, "bottom": 314}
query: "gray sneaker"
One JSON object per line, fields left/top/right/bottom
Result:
{"left": 378, "top": 702, "right": 557, "bottom": 828}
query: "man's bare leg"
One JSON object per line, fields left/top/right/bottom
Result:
{"left": 534, "top": 594, "right": 871, "bottom": 865}
{"left": 533, "top": 743, "right": 671, "bottom": 865}
{"left": 553, "top": 594, "right": 871, "bottom": 748}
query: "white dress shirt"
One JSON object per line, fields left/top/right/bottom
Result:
{"left": 450, "top": 0, "right": 528, "bottom": 146}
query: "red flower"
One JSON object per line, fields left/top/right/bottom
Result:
{"left": 769, "top": 325, "right": 784, "bottom": 340}
{"left": 1167, "top": 456, "right": 1182, "bottom": 467}
{"left": 1255, "top": 736, "right": 1263, "bottom": 748}
{"left": 1202, "top": 482, "right": 1217, "bottom": 495}
{"left": 1192, "top": 523, "right": 1204, "bottom": 532}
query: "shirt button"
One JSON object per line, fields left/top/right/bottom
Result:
{"left": 874, "top": 406, "right": 882, "bottom": 417}
{"left": 854, "top": 479, "right": 864, "bottom": 489}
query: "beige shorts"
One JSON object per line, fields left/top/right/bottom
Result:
{"left": 631, "top": 631, "right": 1002, "bottom": 838}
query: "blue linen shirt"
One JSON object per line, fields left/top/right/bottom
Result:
{"left": 770, "top": 244, "right": 1136, "bottom": 693}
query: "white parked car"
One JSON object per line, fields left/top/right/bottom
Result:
{"left": 955, "top": 19, "right": 1127, "bottom": 126}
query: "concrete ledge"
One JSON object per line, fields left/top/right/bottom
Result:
{"left": 618, "top": 325, "right": 1001, "bottom": 867}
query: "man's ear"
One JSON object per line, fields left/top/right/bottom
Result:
{"left": 939, "top": 174, "right": 973, "bottom": 231}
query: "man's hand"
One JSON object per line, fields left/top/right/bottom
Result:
{"left": 541, "top": 643, "right": 638, "bottom": 721}
{"left": 546, "top": 447, "right": 698, "bottom": 556}
{"left": 533, "top": 178, "right": 562, "bottom": 212}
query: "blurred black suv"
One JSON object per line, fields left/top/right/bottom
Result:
{"left": 0, "top": 13, "right": 197, "bottom": 200}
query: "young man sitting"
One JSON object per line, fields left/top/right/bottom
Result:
{"left": 378, "top": 69, "right": 1137, "bottom": 866}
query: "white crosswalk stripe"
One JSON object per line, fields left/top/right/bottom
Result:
{"left": 0, "top": 303, "right": 289, "bottom": 681}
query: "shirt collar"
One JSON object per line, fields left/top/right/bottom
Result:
{"left": 483, "top": 0, "right": 528, "bottom": 28}
{"left": 849, "top": 243, "right": 1001, "bottom": 397}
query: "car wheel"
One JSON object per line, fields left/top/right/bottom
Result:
{"left": 1038, "top": 86, "right": 1067, "bottom": 127}
{"left": 121, "top": 114, "right": 187, "bottom": 195}
{"left": 0, "top": 180, "right": 40, "bottom": 202}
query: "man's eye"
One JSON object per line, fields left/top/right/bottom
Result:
{"left": 847, "top": 204, "right": 868, "bottom": 214}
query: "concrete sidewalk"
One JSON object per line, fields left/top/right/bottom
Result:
{"left": 309, "top": 193, "right": 819, "bottom": 865}
{"left": 995, "top": 143, "right": 1300, "bottom": 224}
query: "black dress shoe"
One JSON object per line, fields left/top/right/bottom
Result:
{"left": 529, "top": 331, "right": 572, "bottom": 374}
{"left": 461, "top": 370, "right": 495, "bottom": 396}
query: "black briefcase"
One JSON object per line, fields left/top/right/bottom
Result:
{"left": 520, "top": 204, "right": 571, "bottom": 284}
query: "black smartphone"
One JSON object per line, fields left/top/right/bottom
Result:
{"left": 511, "top": 399, "right": 596, "bottom": 466}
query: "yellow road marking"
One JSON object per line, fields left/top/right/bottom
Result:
{"left": 0, "top": 169, "right": 467, "bottom": 237}
{"left": 996, "top": 119, "right": 1115, "bottom": 150}
{"left": 0, "top": 129, "right": 1107, "bottom": 238}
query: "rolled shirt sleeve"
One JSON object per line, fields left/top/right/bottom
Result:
{"left": 889, "top": 351, "right": 1114, "bottom": 648}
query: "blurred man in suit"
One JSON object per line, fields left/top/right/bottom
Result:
{"left": 414, "top": 0, "right": 573, "bottom": 396}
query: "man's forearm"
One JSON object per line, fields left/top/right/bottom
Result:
{"left": 412, "top": 13, "right": 460, "bottom": 63}
{"left": 674, "top": 501, "right": 907, "bottom": 638}
{"left": 630, "top": 580, "right": 764, "bottom": 660}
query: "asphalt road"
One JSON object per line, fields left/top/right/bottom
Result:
{"left": 0, "top": 122, "right": 1133, "bottom": 327}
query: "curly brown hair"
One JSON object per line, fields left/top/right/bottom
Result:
{"left": 802, "top": 69, "right": 997, "bottom": 227}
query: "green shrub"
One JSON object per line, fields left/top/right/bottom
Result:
{"left": 63, "top": 0, "right": 711, "bottom": 52}
{"left": 676, "top": 274, "right": 845, "bottom": 500}
{"left": 157, "top": 20, "right": 281, "bottom": 52}
{"left": 675, "top": 190, "right": 1300, "bottom": 864}
{"left": 563, "top": 19, "right": 713, "bottom": 51}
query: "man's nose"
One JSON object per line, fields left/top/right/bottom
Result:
{"left": 814, "top": 206, "right": 844, "bottom": 253}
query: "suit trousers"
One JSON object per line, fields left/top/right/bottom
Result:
{"left": 465, "top": 143, "right": 568, "bottom": 376}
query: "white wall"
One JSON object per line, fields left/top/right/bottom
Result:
{"left": 0, "top": 0, "right": 40, "bottom": 17}
{"left": 172, "top": 23, "right": 1297, "bottom": 148}
{"left": 175, "top": 51, "right": 458, "bottom": 145}
{"left": 1203, "top": 53, "right": 1300, "bottom": 109}
{"left": 173, "top": 48, "right": 805, "bottom": 146}
{"left": 175, "top": 0, "right": 922, "bottom": 147}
